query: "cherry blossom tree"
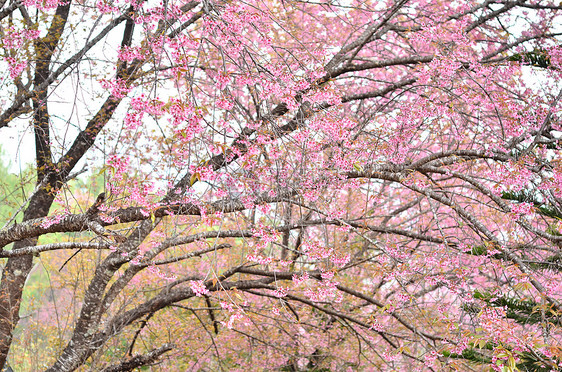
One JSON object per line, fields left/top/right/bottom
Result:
{"left": 1, "top": 0, "right": 562, "bottom": 370}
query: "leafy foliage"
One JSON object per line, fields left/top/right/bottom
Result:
{"left": 502, "top": 190, "right": 562, "bottom": 220}
{"left": 473, "top": 291, "right": 560, "bottom": 326}
{"left": 508, "top": 50, "right": 552, "bottom": 69}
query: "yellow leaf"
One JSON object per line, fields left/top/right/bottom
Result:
{"left": 190, "top": 172, "right": 200, "bottom": 186}
{"left": 353, "top": 162, "right": 363, "bottom": 172}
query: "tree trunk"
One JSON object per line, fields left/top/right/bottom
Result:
{"left": 0, "top": 189, "right": 55, "bottom": 367}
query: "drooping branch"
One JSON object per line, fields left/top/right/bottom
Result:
{"left": 0, "top": 241, "right": 111, "bottom": 258}
{"left": 236, "top": 267, "right": 443, "bottom": 342}
{"left": 0, "top": 190, "right": 296, "bottom": 248}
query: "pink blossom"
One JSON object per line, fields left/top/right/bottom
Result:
{"left": 190, "top": 280, "right": 210, "bottom": 297}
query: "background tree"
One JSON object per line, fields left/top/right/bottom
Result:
{"left": 1, "top": 0, "right": 562, "bottom": 370}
